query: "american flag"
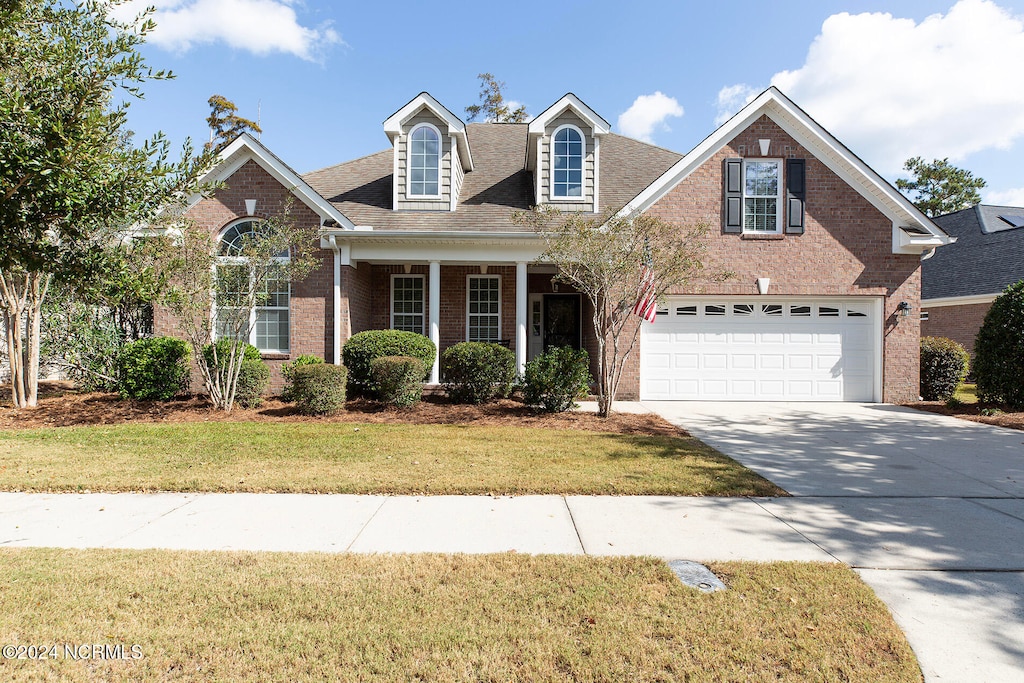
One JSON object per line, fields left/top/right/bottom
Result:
{"left": 632, "top": 255, "right": 658, "bottom": 323}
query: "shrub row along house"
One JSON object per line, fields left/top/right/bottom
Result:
{"left": 156, "top": 87, "right": 952, "bottom": 403}
{"left": 921, "top": 204, "right": 1024, "bottom": 357}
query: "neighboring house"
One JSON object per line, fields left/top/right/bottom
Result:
{"left": 921, "top": 204, "right": 1024, "bottom": 356}
{"left": 156, "top": 87, "right": 952, "bottom": 403}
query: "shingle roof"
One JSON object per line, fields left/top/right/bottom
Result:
{"left": 302, "top": 123, "right": 682, "bottom": 232}
{"left": 923, "top": 204, "right": 1024, "bottom": 299}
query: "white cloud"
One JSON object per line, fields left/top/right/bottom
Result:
{"left": 985, "top": 186, "right": 1024, "bottom": 206}
{"left": 763, "top": 0, "right": 1024, "bottom": 175}
{"left": 617, "top": 92, "right": 684, "bottom": 143}
{"left": 714, "top": 84, "right": 759, "bottom": 126}
{"left": 112, "top": 0, "right": 342, "bottom": 62}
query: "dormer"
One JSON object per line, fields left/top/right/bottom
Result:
{"left": 526, "top": 93, "right": 610, "bottom": 213}
{"left": 383, "top": 93, "right": 474, "bottom": 212}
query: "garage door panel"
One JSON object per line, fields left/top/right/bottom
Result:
{"left": 640, "top": 298, "right": 879, "bottom": 401}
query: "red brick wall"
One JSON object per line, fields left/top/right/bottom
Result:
{"left": 921, "top": 302, "right": 991, "bottom": 357}
{"left": 153, "top": 159, "right": 331, "bottom": 393}
{"left": 639, "top": 115, "right": 922, "bottom": 403}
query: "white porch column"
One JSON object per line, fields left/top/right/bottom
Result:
{"left": 333, "top": 246, "right": 341, "bottom": 365}
{"left": 429, "top": 260, "right": 441, "bottom": 384}
{"left": 516, "top": 261, "right": 528, "bottom": 375}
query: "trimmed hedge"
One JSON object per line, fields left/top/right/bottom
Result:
{"left": 281, "top": 354, "right": 324, "bottom": 401}
{"left": 291, "top": 363, "right": 348, "bottom": 415}
{"left": 920, "top": 336, "right": 969, "bottom": 401}
{"left": 522, "top": 346, "right": 592, "bottom": 413}
{"left": 441, "top": 342, "right": 516, "bottom": 404}
{"left": 116, "top": 336, "right": 191, "bottom": 401}
{"left": 974, "top": 279, "right": 1024, "bottom": 409}
{"left": 202, "top": 340, "right": 269, "bottom": 409}
{"left": 342, "top": 330, "right": 435, "bottom": 396}
{"left": 371, "top": 355, "right": 425, "bottom": 407}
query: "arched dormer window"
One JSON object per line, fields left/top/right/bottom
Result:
{"left": 408, "top": 123, "right": 441, "bottom": 197}
{"left": 215, "top": 219, "right": 290, "bottom": 353}
{"left": 551, "top": 125, "right": 584, "bottom": 199}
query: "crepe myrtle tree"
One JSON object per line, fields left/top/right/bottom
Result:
{"left": 515, "top": 207, "right": 726, "bottom": 417}
{"left": 0, "top": 0, "right": 214, "bottom": 407}
{"left": 161, "top": 205, "right": 318, "bottom": 412}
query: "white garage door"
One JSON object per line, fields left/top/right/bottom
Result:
{"left": 640, "top": 298, "right": 879, "bottom": 401}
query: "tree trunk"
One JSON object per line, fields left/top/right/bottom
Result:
{"left": 0, "top": 270, "right": 52, "bottom": 409}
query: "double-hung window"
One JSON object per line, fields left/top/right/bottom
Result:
{"left": 467, "top": 275, "right": 500, "bottom": 342}
{"left": 391, "top": 275, "right": 424, "bottom": 334}
{"left": 551, "top": 125, "right": 583, "bottom": 199}
{"left": 408, "top": 124, "right": 441, "bottom": 197}
{"left": 743, "top": 160, "right": 782, "bottom": 233}
{"left": 215, "top": 219, "right": 290, "bottom": 353}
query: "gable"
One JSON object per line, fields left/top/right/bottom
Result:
{"left": 623, "top": 87, "right": 952, "bottom": 255}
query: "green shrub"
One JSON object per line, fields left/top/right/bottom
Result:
{"left": 291, "top": 364, "right": 348, "bottom": 415}
{"left": 281, "top": 354, "right": 324, "bottom": 401}
{"left": 371, "top": 355, "right": 425, "bottom": 407}
{"left": 920, "top": 336, "right": 969, "bottom": 401}
{"left": 116, "top": 336, "right": 191, "bottom": 401}
{"left": 202, "top": 340, "right": 269, "bottom": 408}
{"left": 974, "top": 280, "right": 1024, "bottom": 409}
{"left": 522, "top": 346, "right": 592, "bottom": 413}
{"left": 342, "top": 330, "right": 435, "bottom": 396}
{"left": 441, "top": 342, "right": 516, "bottom": 404}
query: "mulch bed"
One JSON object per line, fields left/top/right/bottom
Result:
{"left": 0, "top": 382, "right": 686, "bottom": 437}
{"left": 908, "top": 401, "right": 1024, "bottom": 431}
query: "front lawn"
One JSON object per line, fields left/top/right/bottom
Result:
{"left": 0, "top": 422, "right": 782, "bottom": 496}
{"left": 0, "top": 549, "right": 920, "bottom": 682}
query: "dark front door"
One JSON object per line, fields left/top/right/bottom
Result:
{"left": 543, "top": 294, "right": 581, "bottom": 351}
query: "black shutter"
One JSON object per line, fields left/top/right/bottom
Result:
{"left": 786, "top": 158, "right": 805, "bottom": 234}
{"left": 724, "top": 158, "right": 743, "bottom": 233}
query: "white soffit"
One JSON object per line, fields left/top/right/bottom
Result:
{"left": 620, "top": 87, "right": 952, "bottom": 249}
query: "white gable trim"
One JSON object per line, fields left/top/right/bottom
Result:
{"left": 528, "top": 93, "right": 611, "bottom": 137}
{"left": 620, "top": 87, "right": 953, "bottom": 253}
{"left": 193, "top": 133, "right": 356, "bottom": 231}
{"left": 383, "top": 92, "right": 473, "bottom": 172}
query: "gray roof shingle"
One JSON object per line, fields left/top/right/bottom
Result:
{"left": 923, "top": 204, "right": 1024, "bottom": 299}
{"left": 302, "top": 123, "right": 682, "bottom": 232}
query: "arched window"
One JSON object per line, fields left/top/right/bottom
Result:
{"left": 408, "top": 124, "right": 441, "bottom": 197}
{"left": 552, "top": 126, "right": 584, "bottom": 198}
{"left": 215, "top": 219, "right": 290, "bottom": 353}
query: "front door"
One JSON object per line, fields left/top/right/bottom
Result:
{"left": 543, "top": 294, "right": 581, "bottom": 351}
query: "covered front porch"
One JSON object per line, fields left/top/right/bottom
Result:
{"left": 321, "top": 231, "right": 594, "bottom": 384}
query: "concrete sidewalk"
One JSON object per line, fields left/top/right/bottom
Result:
{"left": 0, "top": 491, "right": 833, "bottom": 562}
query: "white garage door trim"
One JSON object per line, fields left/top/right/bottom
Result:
{"left": 640, "top": 297, "right": 883, "bottom": 402}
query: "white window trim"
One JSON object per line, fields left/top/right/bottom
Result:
{"left": 465, "top": 274, "right": 502, "bottom": 342}
{"left": 549, "top": 124, "right": 586, "bottom": 202}
{"left": 390, "top": 273, "right": 425, "bottom": 335}
{"left": 213, "top": 219, "right": 291, "bottom": 354}
{"left": 742, "top": 158, "right": 783, "bottom": 234}
{"left": 406, "top": 122, "right": 444, "bottom": 200}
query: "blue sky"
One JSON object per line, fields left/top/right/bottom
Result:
{"left": 118, "top": 0, "right": 1024, "bottom": 204}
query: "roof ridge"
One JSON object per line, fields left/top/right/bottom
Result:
{"left": 303, "top": 148, "right": 391, "bottom": 177}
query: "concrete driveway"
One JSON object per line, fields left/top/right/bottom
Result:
{"left": 645, "top": 401, "right": 1024, "bottom": 683}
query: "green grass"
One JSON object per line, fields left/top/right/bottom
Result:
{"left": 954, "top": 383, "right": 978, "bottom": 404}
{"left": 0, "top": 549, "right": 920, "bottom": 682}
{"left": 0, "top": 422, "right": 783, "bottom": 496}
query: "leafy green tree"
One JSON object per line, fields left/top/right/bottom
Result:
{"left": 0, "top": 0, "right": 212, "bottom": 407}
{"left": 895, "top": 157, "right": 986, "bottom": 217}
{"left": 161, "top": 208, "right": 319, "bottom": 411}
{"left": 206, "top": 94, "right": 261, "bottom": 150}
{"left": 973, "top": 280, "right": 1024, "bottom": 409}
{"left": 465, "top": 73, "right": 528, "bottom": 123}
{"left": 515, "top": 208, "right": 725, "bottom": 417}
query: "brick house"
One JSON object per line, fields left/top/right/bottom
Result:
{"left": 921, "top": 204, "right": 1024, "bottom": 357}
{"left": 158, "top": 87, "right": 952, "bottom": 403}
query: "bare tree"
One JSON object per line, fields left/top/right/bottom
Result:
{"left": 516, "top": 208, "right": 726, "bottom": 417}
